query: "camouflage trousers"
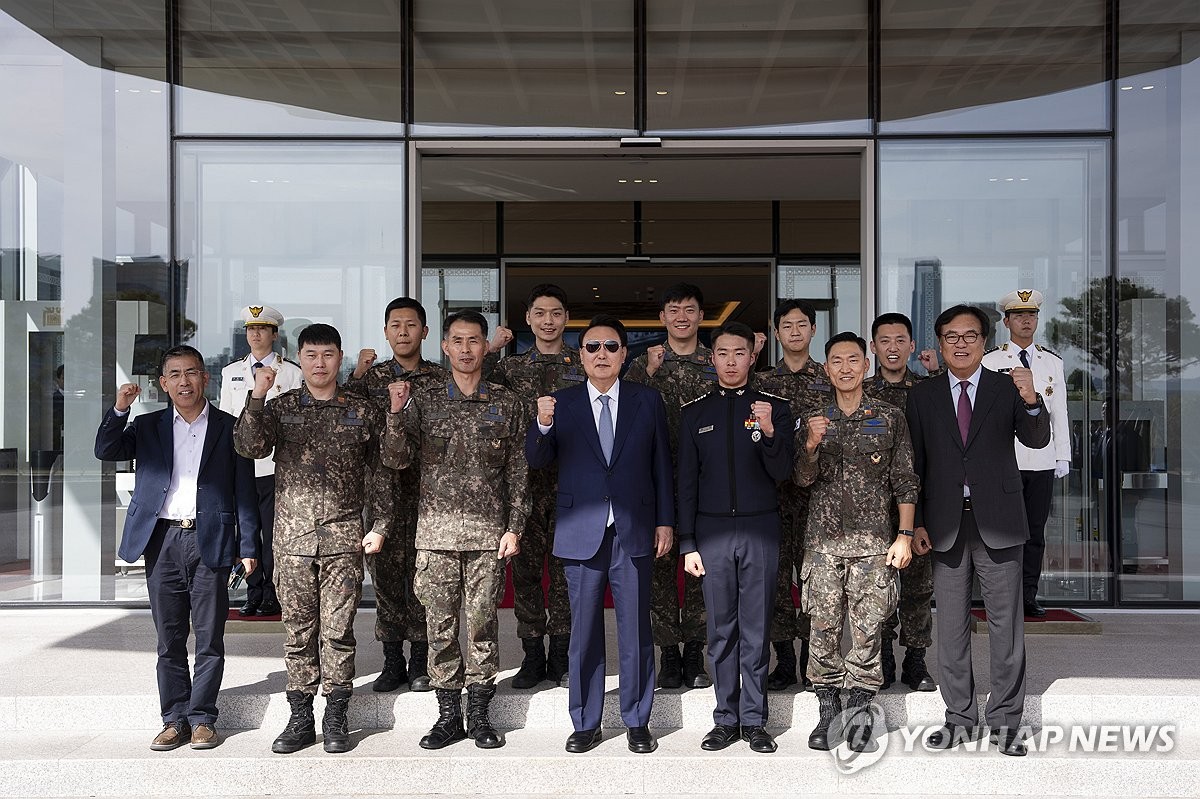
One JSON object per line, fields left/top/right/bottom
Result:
{"left": 651, "top": 541, "right": 706, "bottom": 647}
{"left": 276, "top": 551, "right": 364, "bottom": 696}
{"left": 512, "top": 474, "right": 571, "bottom": 640}
{"left": 414, "top": 549, "right": 504, "bottom": 690}
{"left": 881, "top": 550, "right": 933, "bottom": 648}
{"left": 770, "top": 485, "right": 811, "bottom": 643}
{"left": 800, "top": 550, "right": 899, "bottom": 691}
{"left": 365, "top": 496, "right": 426, "bottom": 644}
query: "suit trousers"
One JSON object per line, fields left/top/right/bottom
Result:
{"left": 563, "top": 525, "right": 655, "bottom": 731}
{"left": 1020, "top": 469, "right": 1055, "bottom": 603}
{"left": 144, "top": 520, "right": 230, "bottom": 725}
{"left": 245, "top": 475, "right": 277, "bottom": 607}
{"left": 932, "top": 505, "right": 1027, "bottom": 730}
{"left": 696, "top": 516, "right": 779, "bottom": 727}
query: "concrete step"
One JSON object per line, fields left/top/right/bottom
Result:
{"left": 1, "top": 725, "right": 1194, "bottom": 798}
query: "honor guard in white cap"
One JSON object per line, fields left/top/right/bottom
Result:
{"left": 219, "top": 304, "right": 303, "bottom": 616}
{"left": 982, "top": 289, "right": 1071, "bottom": 618}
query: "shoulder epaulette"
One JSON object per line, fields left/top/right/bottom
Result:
{"left": 1034, "top": 344, "right": 1061, "bottom": 359}
{"left": 984, "top": 346, "right": 1001, "bottom": 355}
{"left": 681, "top": 392, "right": 711, "bottom": 409}
{"left": 758, "top": 390, "right": 788, "bottom": 403}
{"left": 223, "top": 356, "right": 245, "bottom": 368}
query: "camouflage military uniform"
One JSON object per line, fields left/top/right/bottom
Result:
{"left": 487, "top": 346, "right": 585, "bottom": 640}
{"left": 383, "top": 379, "right": 530, "bottom": 689}
{"left": 625, "top": 341, "right": 716, "bottom": 647}
{"left": 234, "top": 385, "right": 393, "bottom": 696}
{"left": 794, "top": 396, "right": 919, "bottom": 691}
{"left": 345, "top": 358, "right": 448, "bottom": 644}
{"left": 863, "top": 368, "right": 933, "bottom": 650}
{"left": 754, "top": 358, "right": 832, "bottom": 644}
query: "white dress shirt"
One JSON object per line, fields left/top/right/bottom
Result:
{"left": 538, "top": 379, "right": 621, "bottom": 526}
{"left": 160, "top": 401, "right": 210, "bottom": 520}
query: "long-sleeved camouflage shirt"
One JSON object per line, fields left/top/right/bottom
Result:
{"left": 793, "top": 395, "right": 919, "bottom": 557}
{"left": 754, "top": 357, "right": 832, "bottom": 420}
{"left": 383, "top": 379, "right": 530, "bottom": 551}
{"left": 625, "top": 341, "right": 717, "bottom": 456}
{"left": 863, "top": 367, "right": 925, "bottom": 414}
{"left": 234, "top": 384, "right": 392, "bottom": 557}
{"left": 486, "top": 344, "right": 585, "bottom": 409}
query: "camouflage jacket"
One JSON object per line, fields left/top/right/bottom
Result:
{"left": 234, "top": 384, "right": 392, "bottom": 557}
{"left": 754, "top": 357, "right": 833, "bottom": 421}
{"left": 862, "top": 367, "right": 925, "bottom": 414}
{"left": 794, "top": 395, "right": 919, "bottom": 557}
{"left": 383, "top": 379, "right": 530, "bottom": 551}
{"left": 625, "top": 341, "right": 717, "bottom": 455}
{"left": 486, "top": 345, "right": 586, "bottom": 409}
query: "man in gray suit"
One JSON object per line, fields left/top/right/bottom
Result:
{"left": 905, "top": 304, "right": 1050, "bottom": 757}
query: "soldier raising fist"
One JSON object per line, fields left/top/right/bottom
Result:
{"left": 251, "top": 363, "right": 276, "bottom": 398}
{"left": 353, "top": 348, "right": 378, "bottom": 379}
{"left": 388, "top": 380, "right": 411, "bottom": 413}
{"left": 805, "top": 415, "right": 830, "bottom": 454}
{"left": 749, "top": 400, "right": 775, "bottom": 438}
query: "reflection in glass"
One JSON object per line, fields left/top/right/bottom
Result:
{"left": 420, "top": 265, "right": 501, "bottom": 364}
{"left": 777, "top": 263, "right": 861, "bottom": 359}
{"left": 879, "top": 140, "right": 1109, "bottom": 602}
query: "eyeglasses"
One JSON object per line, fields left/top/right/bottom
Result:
{"left": 939, "top": 332, "right": 980, "bottom": 345}
{"left": 583, "top": 339, "right": 622, "bottom": 353}
{"left": 164, "top": 368, "right": 204, "bottom": 381}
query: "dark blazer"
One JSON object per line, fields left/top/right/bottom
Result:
{"left": 906, "top": 368, "right": 1050, "bottom": 551}
{"left": 95, "top": 404, "right": 261, "bottom": 569}
{"left": 525, "top": 379, "right": 675, "bottom": 560}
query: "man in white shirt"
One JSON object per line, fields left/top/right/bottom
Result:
{"left": 219, "top": 304, "right": 303, "bottom": 616}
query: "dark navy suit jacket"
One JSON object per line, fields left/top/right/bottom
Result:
{"left": 525, "top": 379, "right": 675, "bottom": 560}
{"left": 95, "top": 404, "right": 261, "bottom": 570}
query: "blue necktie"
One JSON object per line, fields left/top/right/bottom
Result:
{"left": 1018, "top": 349, "right": 1030, "bottom": 369}
{"left": 599, "top": 395, "right": 614, "bottom": 465}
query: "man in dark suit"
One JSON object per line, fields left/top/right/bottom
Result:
{"left": 905, "top": 305, "right": 1050, "bottom": 757}
{"left": 95, "top": 345, "right": 260, "bottom": 751}
{"left": 525, "top": 314, "right": 674, "bottom": 755}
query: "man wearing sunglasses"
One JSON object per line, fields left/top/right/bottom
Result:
{"left": 526, "top": 315, "right": 674, "bottom": 755}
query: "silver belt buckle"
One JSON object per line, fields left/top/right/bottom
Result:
{"left": 180, "top": 519, "right": 195, "bottom": 529}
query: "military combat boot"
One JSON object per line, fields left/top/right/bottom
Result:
{"left": 419, "top": 689, "right": 467, "bottom": 750}
{"left": 408, "top": 641, "right": 432, "bottom": 692}
{"left": 321, "top": 688, "right": 353, "bottom": 753}
{"left": 546, "top": 634, "right": 571, "bottom": 687}
{"left": 682, "top": 640, "right": 713, "bottom": 689}
{"left": 466, "top": 683, "right": 504, "bottom": 749}
{"left": 808, "top": 687, "right": 842, "bottom": 751}
{"left": 901, "top": 646, "right": 937, "bottom": 692}
{"left": 371, "top": 641, "right": 407, "bottom": 693}
{"left": 658, "top": 645, "right": 683, "bottom": 689}
{"left": 881, "top": 641, "right": 897, "bottom": 689}
{"left": 766, "top": 640, "right": 797, "bottom": 691}
{"left": 843, "top": 687, "right": 880, "bottom": 753}
{"left": 512, "top": 636, "right": 547, "bottom": 689}
{"left": 271, "top": 690, "right": 316, "bottom": 754}
{"left": 798, "top": 638, "right": 814, "bottom": 691}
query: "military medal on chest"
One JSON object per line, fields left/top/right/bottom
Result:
{"left": 744, "top": 413, "right": 762, "bottom": 442}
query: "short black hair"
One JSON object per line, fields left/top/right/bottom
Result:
{"left": 580, "top": 314, "right": 627, "bottom": 349}
{"left": 824, "top": 331, "right": 867, "bottom": 357}
{"left": 444, "top": 310, "right": 489, "bottom": 339}
{"left": 160, "top": 345, "right": 204, "bottom": 373}
{"left": 660, "top": 282, "right": 703, "bottom": 311}
{"left": 384, "top": 297, "right": 428, "bottom": 327}
{"left": 297, "top": 323, "right": 342, "bottom": 351}
{"left": 934, "top": 304, "right": 991, "bottom": 340}
{"left": 871, "top": 312, "right": 914, "bottom": 339}
{"left": 713, "top": 321, "right": 756, "bottom": 350}
{"left": 774, "top": 299, "right": 817, "bottom": 329}
{"left": 527, "top": 283, "right": 568, "bottom": 309}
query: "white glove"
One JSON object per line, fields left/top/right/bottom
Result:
{"left": 1054, "top": 460, "right": 1070, "bottom": 479}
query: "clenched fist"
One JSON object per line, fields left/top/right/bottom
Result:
{"left": 115, "top": 383, "right": 141, "bottom": 412}
{"left": 1009, "top": 366, "right": 1037, "bottom": 404}
{"left": 488, "top": 325, "right": 514, "bottom": 354}
{"left": 645, "top": 344, "right": 666, "bottom": 377}
{"left": 388, "top": 380, "right": 411, "bottom": 413}
{"left": 251, "top": 364, "right": 276, "bottom": 398}
{"left": 750, "top": 400, "right": 775, "bottom": 438}
{"left": 805, "top": 415, "right": 830, "bottom": 453}
{"left": 536, "top": 395, "right": 556, "bottom": 427}
{"left": 354, "top": 348, "right": 378, "bottom": 378}
{"left": 753, "top": 332, "right": 767, "bottom": 357}
{"left": 918, "top": 349, "right": 939, "bottom": 373}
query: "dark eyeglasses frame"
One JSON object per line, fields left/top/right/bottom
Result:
{"left": 583, "top": 339, "right": 622, "bottom": 353}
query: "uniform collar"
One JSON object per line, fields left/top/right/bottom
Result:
{"left": 298, "top": 384, "right": 348, "bottom": 407}
{"left": 389, "top": 358, "right": 438, "bottom": 377}
{"left": 663, "top": 340, "right": 712, "bottom": 364}
{"left": 446, "top": 378, "right": 491, "bottom": 402}
{"left": 250, "top": 352, "right": 277, "bottom": 368}
{"left": 526, "top": 345, "right": 578, "bottom": 364}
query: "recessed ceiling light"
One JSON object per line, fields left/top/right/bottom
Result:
{"left": 634, "top": 179, "right": 643, "bottom": 183}
{"left": 128, "top": 88, "right": 141, "bottom": 93}
{"left": 1120, "top": 86, "right": 1133, "bottom": 91}
{"left": 648, "top": 179, "right": 658, "bottom": 184}
{"left": 614, "top": 90, "right": 627, "bottom": 96}
{"left": 618, "top": 179, "right": 627, "bottom": 183}
{"left": 1004, "top": 177, "right": 1015, "bottom": 182}
{"left": 592, "top": 286, "right": 599, "bottom": 290}
{"left": 988, "top": 178, "right": 998, "bottom": 182}
{"left": 655, "top": 90, "right": 668, "bottom": 95}
{"left": 1142, "top": 85, "right": 1155, "bottom": 90}
{"left": 1019, "top": 177, "right": 1029, "bottom": 182}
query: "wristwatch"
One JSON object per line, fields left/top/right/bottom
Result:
{"left": 897, "top": 529, "right": 914, "bottom": 537}
{"left": 1023, "top": 394, "right": 1042, "bottom": 410}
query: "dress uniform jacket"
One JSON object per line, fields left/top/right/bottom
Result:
{"left": 981, "top": 343, "right": 1070, "bottom": 471}
{"left": 219, "top": 353, "right": 303, "bottom": 477}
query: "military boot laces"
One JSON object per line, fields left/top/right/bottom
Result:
{"left": 372, "top": 641, "right": 408, "bottom": 693}
{"left": 808, "top": 687, "right": 843, "bottom": 751}
{"left": 511, "top": 636, "right": 547, "bottom": 689}
{"left": 843, "top": 687, "right": 880, "bottom": 753}
{"left": 683, "top": 641, "right": 713, "bottom": 689}
{"left": 657, "top": 645, "right": 683, "bottom": 689}
{"left": 321, "top": 688, "right": 353, "bottom": 753}
{"left": 271, "top": 690, "right": 316, "bottom": 754}
{"left": 881, "top": 642, "right": 897, "bottom": 689}
{"left": 766, "top": 640, "right": 797, "bottom": 691}
{"left": 546, "top": 634, "right": 571, "bottom": 687}
{"left": 419, "top": 689, "right": 467, "bottom": 750}
{"left": 407, "top": 641, "right": 432, "bottom": 692}
{"left": 901, "top": 646, "right": 937, "bottom": 692}
{"left": 466, "top": 683, "right": 504, "bottom": 749}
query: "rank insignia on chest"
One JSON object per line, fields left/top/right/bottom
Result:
{"left": 870, "top": 452, "right": 883, "bottom": 464}
{"left": 744, "top": 416, "right": 761, "bottom": 430}
{"left": 231, "top": 376, "right": 244, "bottom": 382}
{"left": 863, "top": 408, "right": 874, "bottom": 416}
{"left": 483, "top": 405, "right": 505, "bottom": 422}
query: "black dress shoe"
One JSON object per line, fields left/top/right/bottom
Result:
{"left": 626, "top": 726, "right": 657, "bottom": 754}
{"left": 741, "top": 725, "right": 778, "bottom": 754}
{"left": 700, "top": 723, "right": 741, "bottom": 751}
{"left": 1024, "top": 600, "right": 1047, "bottom": 618}
{"left": 237, "top": 600, "right": 259, "bottom": 617}
{"left": 990, "top": 729, "right": 1028, "bottom": 757}
{"left": 926, "top": 723, "right": 978, "bottom": 750}
{"left": 565, "top": 727, "right": 603, "bottom": 753}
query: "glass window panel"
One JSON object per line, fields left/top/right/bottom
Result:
{"left": 0, "top": 3, "right": 170, "bottom": 602}
{"left": 880, "top": 0, "right": 1108, "bottom": 133}
{"left": 412, "top": 0, "right": 635, "bottom": 135}
{"left": 647, "top": 0, "right": 869, "bottom": 135}
{"left": 779, "top": 201, "right": 861, "bottom": 254}
{"left": 178, "top": 0, "right": 403, "bottom": 135}
{"left": 879, "top": 140, "right": 1110, "bottom": 603}
{"left": 641, "top": 201, "right": 771, "bottom": 255}
{"left": 503, "top": 202, "right": 634, "bottom": 255}
{"left": 419, "top": 264, "right": 500, "bottom": 364}
{"left": 423, "top": 202, "right": 497, "bottom": 255}
{"left": 1116, "top": 1, "right": 1200, "bottom": 602}
{"left": 776, "top": 263, "right": 862, "bottom": 359}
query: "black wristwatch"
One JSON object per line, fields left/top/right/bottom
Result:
{"left": 1023, "top": 395, "right": 1042, "bottom": 410}
{"left": 897, "top": 529, "right": 914, "bottom": 537}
